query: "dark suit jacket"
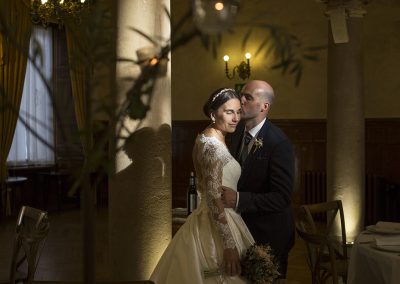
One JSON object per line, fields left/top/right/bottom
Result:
{"left": 228, "top": 119, "right": 295, "bottom": 257}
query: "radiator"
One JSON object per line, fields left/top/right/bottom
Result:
{"left": 302, "top": 171, "right": 327, "bottom": 221}
{"left": 365, "top": 174, "right": 380, "bottom": 225}
{"left": 302, "top": 171, "right": 385, "bottom": 225}
{"left": 303, "top": 171, "right": 327, "bottom": 205}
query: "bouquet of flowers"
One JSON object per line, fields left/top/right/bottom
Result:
{"left": 203, "top": 243, "right": 280, "bottom": 283}
{"left": 241, "top": 243, "right": 280, "bottom": 284}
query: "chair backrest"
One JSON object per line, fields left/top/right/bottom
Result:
{"left": 295, "top": 200, "right": 348, "bottom": 284}
{"left": 302, "top": 200, "right": 348, "bottom": 258}
{"left": 9, "top": 206, "right": 50, "bottom": 284}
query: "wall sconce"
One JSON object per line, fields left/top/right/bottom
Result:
{"left": 223, "top": 53, "right": 251, "bottom": 80}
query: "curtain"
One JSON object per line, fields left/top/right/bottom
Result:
{"left": 0, "top": 0, "right": 32, "bottom": 183}
{"left": 65, "top": 26, "right": 93, "bottom": 155}
{"left": 0, "top": 32, "right": 4, "bottom": 66}
{"left": 7, "top": 26, "right": 54, "bottom": 166}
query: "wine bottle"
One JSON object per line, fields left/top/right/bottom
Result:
{"left": 187, "top": 171, "right": 197, "bottom": 215}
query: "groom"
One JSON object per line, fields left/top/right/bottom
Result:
{"left": 222, "top": 80, "right": 295, "bottom": 278}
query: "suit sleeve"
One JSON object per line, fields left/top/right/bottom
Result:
{"left": 237, "top": 139, "right": 295, "bottom": 213}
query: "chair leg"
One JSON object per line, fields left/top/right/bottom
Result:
{"left": 9, "top": 239, "right": 21, "bottom": 284}
{"left": 26, "top": 242, "right": 40, "bottom": 282}
{"left": 15, "top": 255, "right": 27, "bottom": 269}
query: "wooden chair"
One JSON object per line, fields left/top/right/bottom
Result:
{"left": 295, "top": 200, "right": 349, "bottom": 284}
{"left": 8, "top": 206, "right": 50, "bottom": 284}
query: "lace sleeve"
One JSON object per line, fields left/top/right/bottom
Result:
{"left": 202, "top": 143, "right": 236, "bottom": 250}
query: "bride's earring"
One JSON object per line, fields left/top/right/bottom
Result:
{"left": 211, "top": 115, "right": 215, "bottom": 124}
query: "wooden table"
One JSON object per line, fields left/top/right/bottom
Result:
{"left": 1, "top": 176, "right": 28, "bottom": 216}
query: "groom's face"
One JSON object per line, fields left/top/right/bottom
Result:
{"left": 240, "top": 89, "right": 263, "bottom": 120}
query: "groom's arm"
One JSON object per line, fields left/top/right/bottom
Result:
{"left": 220, "top": 186, "right": 238, "bottom": 209}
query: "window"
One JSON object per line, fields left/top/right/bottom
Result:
{"left": 7, "top": 26, "right": 54, "bottom": 166}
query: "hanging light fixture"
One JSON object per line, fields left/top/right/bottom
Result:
{"left": 30, "top": 0, "right": 90, "bottom": 27}
{"left": 192, "top": 0, "right": 241, "bottom": 34}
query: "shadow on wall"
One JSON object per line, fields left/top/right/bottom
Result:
{"left": 109, "top": 123, "right": 172, "bottom": 280}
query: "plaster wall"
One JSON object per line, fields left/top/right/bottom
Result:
{"left": 171, "top": 0, "right": 400, "bottom": 120}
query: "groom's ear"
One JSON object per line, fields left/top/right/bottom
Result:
{"left": 261, "top": 102, "right": 270, "bottom": 112}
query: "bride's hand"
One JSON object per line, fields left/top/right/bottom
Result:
{"left": 222, "top": 247, "right": 241, "bottom": 276}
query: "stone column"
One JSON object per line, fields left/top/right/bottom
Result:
{"left": 109, "top": 0, "right": 171, "bottom": 280}
{"left": 325, "top": 0, "right": 366, "bottom": 241}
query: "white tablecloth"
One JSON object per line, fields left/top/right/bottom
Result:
{"left": 347, "top": 231, "right": 400, "bottom": 284}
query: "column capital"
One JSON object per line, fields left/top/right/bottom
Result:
{"left": 320, "top": 0, "right": 369, "bottom": 43}
{"left": 320, "top": 0, "right": 368, "bottom": 18}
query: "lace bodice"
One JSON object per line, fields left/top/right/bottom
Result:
{"left": 192, "top": 134, "right": 241, "bottom": 249}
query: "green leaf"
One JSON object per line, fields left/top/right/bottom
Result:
{"left": 127, "top": 97, "right": 150, "bottom": 120}
{"left": 306, "top": 45, "right": 328, "bottom": 51}
{"left": 303, "top": 54, "right": 319, "bottom": 61}
{"left": 199, "top": 34, "right": 210, "bottom": 50}
{"left": 289, "top": 62, "right": 300, "bottom": 74}
{"left": 255, "top": 36, "right": 271, "bottom": 58}
{"left": 241, "top": 28, "right": 253, "bottom": 51}
{"left": 163, "top": 5, "right": 171, "bottom": 22}
{"left": 295, "top": 65, "right": 303, "bottom": 87}
{"left": 270, "top": 61, "right": 286, "bottom": 70}
{"left": 118, "top": 58, "right": 138, "bottom": 64}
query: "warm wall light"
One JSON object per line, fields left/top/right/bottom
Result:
{"left": 223, "top": 52, "right": 251, "bottom": 80}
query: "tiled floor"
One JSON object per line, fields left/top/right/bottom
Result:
{"left": 0, "top": 208, "right": 311, "bottom": 283}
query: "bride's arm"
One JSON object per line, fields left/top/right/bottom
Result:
{"left": 203, "top": 153, "right": 241, "bottom": 276}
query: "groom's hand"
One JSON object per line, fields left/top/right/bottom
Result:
{"left": 220, "top": 186, "right": 237, "bottom": 209}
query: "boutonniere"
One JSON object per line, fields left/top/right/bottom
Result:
{"left": 253, "top": 138, "right": 263, "bottom": 153}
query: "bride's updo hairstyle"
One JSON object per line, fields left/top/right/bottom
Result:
{"left": 203, "top": 88, "right": 239, "bottom": 118}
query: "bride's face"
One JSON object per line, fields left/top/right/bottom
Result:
{"left": 212, "top": 98, "right": 241, "bottom": 134}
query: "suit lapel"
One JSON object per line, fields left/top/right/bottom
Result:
{"left": 239, "top": 120, "right": 270, "bottom": 188}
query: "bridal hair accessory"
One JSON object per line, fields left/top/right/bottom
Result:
{"left": 253, "top": 138, "right": 263, "bottom": 153}
{"left": 211, "top": 88, "right": 235, "bottom": 103}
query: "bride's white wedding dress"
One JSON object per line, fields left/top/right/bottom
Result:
{"left": 150, "top": 134, "right": 254, "bottom": 284}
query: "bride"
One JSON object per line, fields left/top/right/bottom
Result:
{"left": 150, "top": 88, "right": 255, "bottom": 283}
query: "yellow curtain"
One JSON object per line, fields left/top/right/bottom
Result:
{"left": 0, "top": 0, "right": 32, "bottom": 183}
{"left": 65, "top": 26, "right": 93, "bottom": 155}
{"left": 0, "top": 32, "right": 4, "bottom": 66}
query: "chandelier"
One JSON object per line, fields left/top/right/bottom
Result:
{"left": 192, "top": 0, "right": 241, "bottom": 34}
{"left": 31, "top": 0, "right": 90, "bottom": 27}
